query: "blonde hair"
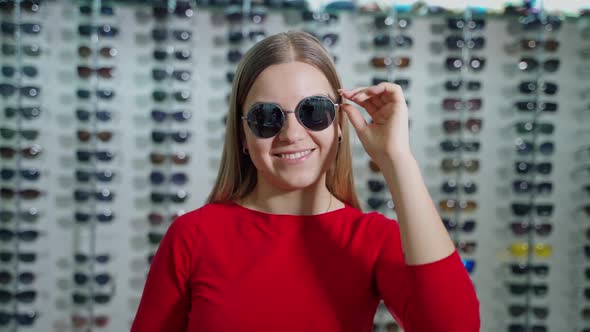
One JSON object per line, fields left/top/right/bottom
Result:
{"left": 206, "top": 31, "right": 362, "bottom": 211}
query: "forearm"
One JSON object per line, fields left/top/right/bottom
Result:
{"left": 379, "top": 151, "right": 455, "bottom": 265}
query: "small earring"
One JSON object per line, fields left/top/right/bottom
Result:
{"left": 242, "top": 146, "right": 249, "bottom": 155}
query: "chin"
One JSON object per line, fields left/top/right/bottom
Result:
{"left": 267, "top": 171, "right": 323, "bottom": 191}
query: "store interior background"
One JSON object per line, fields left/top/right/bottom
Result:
{"left": 0, "top": 0, "right": 589, "bottom": 331}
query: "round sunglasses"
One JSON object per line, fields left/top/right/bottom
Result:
{"left": 241, "top": 95, "right": 338, "bottom": 139}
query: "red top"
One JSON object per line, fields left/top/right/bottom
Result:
{"left": 131, "top": 202, "right": 480, "bottom": 332}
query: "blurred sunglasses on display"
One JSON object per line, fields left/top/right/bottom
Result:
{"left": 442, "top": 119, "right": 482, "bottom": 134}
{"left": 367, "top": 179, "right": 385, "bottom": 193}
{"left": 0, "top": 84, "right": 40, "bottom": 98}
{"left": 438, "top": 199, "right": 477, "bottom": 213}
{"left": 441, "top": 180, "right": 477, "bottom": 194}
{"left": 0, "top": 145, "right": 42, "bottom": 159}
{"left": 370, "top": 56, "right": 411, "bottom": 69}
{"left": 519, "top": 39, "right": 559, "bottom": 52}
{"left": 519, "top": 14, "right": 562, "bottom": 32}
{"left": 152, "top": 90, "right": 190, "bottom": 103}
{"left": 0, "top": 289, "right": 37, "bottom": 303}
{"left": 507, "top": 283, "right": 548, "bottom": 296}
{"left": 512, "top": 180, "right": 553, "bottom": 195}
{"left": 1, "top": 65, "right": 38, "bottom": 78}
{"left": 151, "top": 28, "right": 192, "bottom": 42}
{"left": 76, "top": 89, "right": 115, "bottom": 100}
{"left": 372, "top": 34, "right": 413, "bottom": 48}
{"left": 305, "top": 31, "right": 339, "bottom": 47}
{"left": 150, "top": 190, "right": 189, "bottom": 203}
{"left": 0, "top": 251, "right": 36, "bottom": 263}
{"left": 510, "top": 242, "right": 553, "bottom": 258}
{"left": 151, "top": 130, "right": 191, "bottom": 144}
{"left": 511, "top": 203, "right": 554, "bottom": 217}
{"left": 4, "top": 107, "right": 41, "bottom": 119}
{"left": 78, "top": 4, "right": 114, "bottom": 16}
{"left": 76, "top": 150, "right": 115, "bottom": 162}
{"left": 514, "top": 101, "right": 558, "bottom": 113}
{"left": 0, "top": 208, "right": 39, "bottom": 223}
{"left": 510, "top": 222, "right": 553, "bottom": 236}
{"left": 371, "top": 78, "right": 410, "bottom": 90}
{"left": 445, "top": 35, "right": 485, "bottom": 50}
{"left": 149, "top": 171, "right": 189, "bottom": 185}
{"left": 73, "top": 189, "right": 115, "bottom": 202}
{"left": 73, "top": 272, "right": 112, "bottom": 286}
{"left": 514, "top": 122, "right": 554, "bottom": 135}
{"left": 151, "top": 109, "right": 192, "bottom": 122}
{"left": 225, "top": 5, "right": 267, "bottom": 24}
{"left": 1, "top": 43, "right": 41, "bottom": 57}
{"left": 76, "top": 130, "right": 113, "bottom": 143}
{"left": 454, "top": 241, "right": 477, "bottom": 254}
{"left": 518, "top": 81, "right": 557, "bottom": 95}
{"left": 442, "top": 218, "right": 476, "bottom": 233}
{"left": 73, "top": 253, "right": 110, "bottom": 264}
{"left": 1, "top": 22, "right": 41, "bottom": 35}
{"left": 74, "top": 209, "right": 114, "bottom": 223}
{"left": 0, "top": 187, "right": 41, "bottom": 200}
{"left": 76, "top": 109, "right": 111, "bottom": 122}
{"left": 151, "top": 68, "right": 191, "bottom": 82}
{"left": 445, "top": 57, "right": 486, "bottom": 71}
{"left": 448, "top": 17, "right": 485, "bottom": 30}
{"left": 514, "top": 161, "right": 552, "bottom": 175}
{"left": 0, "top": 229, "right": 40, "bottom": 242}
{"left": 514, "top": 139, "right": 554, "bottom": 156}
{"left": 0, "top": 310, "right": 37, "bottom": 326}
{"left": 228, "top": 30, "right": 267, "bottom": 44}
{"left": 72, "top": 292, "right": 112, "bottom": 304}
{"left": 444, "top": 79, "right": 481, "bottom": 92}
{"left": 71, "top": 315, "right": 109, "bottom": 328}
{"left": 373, "top": 15, "right": 411, "bottom": 29}
{"left": 442, "top": 98, "right": 483, "bottom": 111}
{"left": 77, "top": 66, "right": 115, "bottom": 79}
{"left": 509, "top": 263, "right": 550, "bottom": 277}
{"left": 508, "top": 305, "right": 549, "bottom": 319}
{"left": 78, "top": 24, "right": 118, "bottom": 37}
{"left": 440, "top": 159, "right": 480, "bottom": 173}
{"left": 0, "top": 0, "right": 41, "bottom": 13}
{"left": 508, "top": 324, "right": 547, "bottom": 332}
{"left": 149, "top": 152, "right": 190, "bottom": 165}
{"left": 518, "top": 58, "right": 560, "bottom": 72}
{"left": 153, "top": 48, "right": 191, "bottom": 61}
{"left": 0, "top": 127, "right": 39, "bottom": 140}
{"left": 439, "top": 140, "right": 480, "bottom": 152}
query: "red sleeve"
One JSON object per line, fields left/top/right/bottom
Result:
{"left": 373, "top": 217, "right": 480, "bottom": 332}
{"left": 130, "top": 214, "right": 198, "bottom": 332}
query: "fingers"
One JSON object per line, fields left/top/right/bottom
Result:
{"left": 343, "top": 83, "right": 405, "bottom": 106}
{"left": 340, "top": 103, "right": 368, "bottom": 134}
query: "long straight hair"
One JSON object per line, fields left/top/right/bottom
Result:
{"left": 206, "top": 31, "right": 362, "bottom": 211}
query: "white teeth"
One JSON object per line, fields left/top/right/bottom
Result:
{"left": 279, "top": 149, "right": 312, "bottom": 160}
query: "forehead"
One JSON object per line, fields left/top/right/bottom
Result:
{"left": 244, "top": 61, "right": 335, "bottom": 110}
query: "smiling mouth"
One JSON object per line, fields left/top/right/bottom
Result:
{"left": 274, "top": 149, "right": 315, "bottom": 160}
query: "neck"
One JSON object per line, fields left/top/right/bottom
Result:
{"left": 239, "top": 175, "right": 337, "bottom": 216}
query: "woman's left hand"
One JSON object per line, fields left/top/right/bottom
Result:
{"left": 338, "top": 82, "right": 412, "bottom": 164}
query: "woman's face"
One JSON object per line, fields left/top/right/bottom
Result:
{"left": 241, "top": 61, "right": 341, "bottom": 191}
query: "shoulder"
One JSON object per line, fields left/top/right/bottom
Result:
{"left": 353, "top": 210, "right": 402, "bottom": 248}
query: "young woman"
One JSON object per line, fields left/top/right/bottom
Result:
{"left": 131, "top": 31, "right": 479, "bottom": 332}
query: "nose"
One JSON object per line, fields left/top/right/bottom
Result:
{"left": 277, "top": 111, "right": 306, "bottom": 143}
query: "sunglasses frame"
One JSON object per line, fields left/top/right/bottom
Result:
{"left": 242, "top": 95, "right": 339, "bottom": 139}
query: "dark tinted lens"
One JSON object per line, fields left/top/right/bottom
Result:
{"left": 246, "top": 103, "right": 284, "bottom": 138}
{"left": 297, "top": 96, "right": 335, "bottom": 131}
